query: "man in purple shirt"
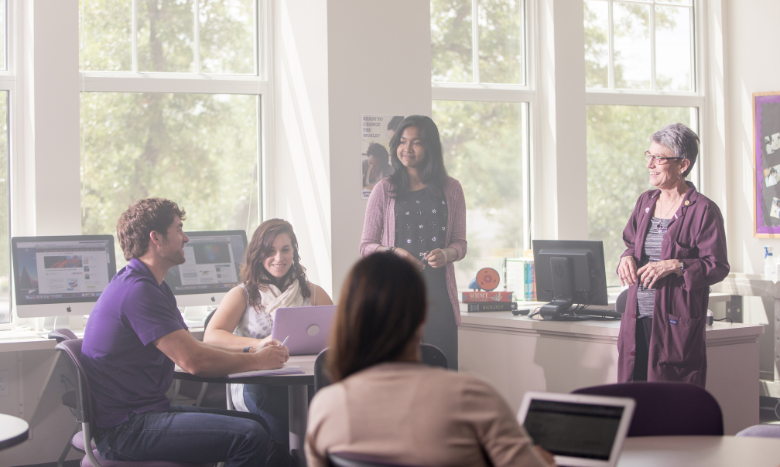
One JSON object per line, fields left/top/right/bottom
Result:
{"left": 81, "top": 198, "right": 289, "bottom": 466}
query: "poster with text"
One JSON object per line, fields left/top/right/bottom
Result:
{"left": 361, "top": 114, "right": 403, "bottom": 199}
{"left": 754, "top": 92, "right": 780, "bottom": 237}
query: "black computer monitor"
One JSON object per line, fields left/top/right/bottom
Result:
{"left": 532, "top": 240, "right": 608, "bottom": 317}
{"left": 163, "top": 230, "right": 248, "bottom": 308}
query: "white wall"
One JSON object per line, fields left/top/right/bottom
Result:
{"left": 272, "top": 0, "right": 431, "bottom": 300}
{"left": 723, "top": 0, "right": 780, "bottom": 275}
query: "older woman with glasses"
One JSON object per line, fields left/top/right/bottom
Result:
{"left": 616, "top": 123, "right": 729, "bottom": 388}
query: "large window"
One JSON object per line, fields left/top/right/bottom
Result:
{"left": 585, "top": 0, "right": 702, "bottom": 287}
{"left": 79, "top": 0, "right": 266, "bottom": 262}
{"left": 432, "top": 0, "right": 532, "bottom": 289}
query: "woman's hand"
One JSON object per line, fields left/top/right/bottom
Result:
{"left": 637, "top": 259, "right": 680, "bottom": 289}
{"left": 618, "top": 256, "right": 638, "bottom": 287}
{"left": 392, "top": 247, "right": 424, "bottom": 270}
{"left": 253, "top": 340, "right": 289, "bottom": 369}
{"left": 425, "top": 249, "right": 447, "bottom": 268}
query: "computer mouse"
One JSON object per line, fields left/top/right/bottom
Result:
{"left": 512, "top": 308, "right": 531, "bottom": 316}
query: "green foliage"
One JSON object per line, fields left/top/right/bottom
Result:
{"left": 80, "top": 0, "right": 133, "bottom": 71}
{"left": 478, "top": 0, "right": 524, "bottom": 84}
{"left": 431, "top": 0, "right": 473, "bottom": 83}
{"left": 587, "top": 105, "right": 694, "bottom": 285}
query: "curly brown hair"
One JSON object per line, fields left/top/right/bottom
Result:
{"left": 241, "top": 219, "right": 311, "bottom": 310}
{"left": 116, "top": 198, "right": 187, "bottom": 261}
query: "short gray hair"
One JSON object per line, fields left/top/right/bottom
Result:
{"left": 652, "top": 123, "right": 699, "bottom": 178}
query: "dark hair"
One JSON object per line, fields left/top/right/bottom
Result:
{"left": 366, "top": 142, "right": 390, "bottom": 167}
{"left": 327, "top": 253, "right": 427, "bottom": 382}
{"left": 652, "top": 123, "right": 699, "bottom": 178}
{"left": 388, "top": 115, "right": 448, "bottom": 197}
{"left": 117, "top": 198, "right": 186, "bottom": 261}
{"left": 241, "top": 219, "right": 311, "bottom": 310}
{"left": 387, "top": 115, "right": 404, "bottom": 132}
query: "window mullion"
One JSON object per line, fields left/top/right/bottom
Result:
{"left": 650, "top": 1, "right": 656, "bottom": 91}
{"left": 131, "top": 0, "right": 138, "bottom": 72}
{"left": 193, "top": 0, "right": 200, "bottom": 74}
{"left": 607, "top": 0, "right": 615, "bottom": 89}
{"left": 472, "top": 0, "right": 479, "bottom": 84}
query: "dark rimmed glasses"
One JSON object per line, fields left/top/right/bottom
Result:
{"left": 644, "top": 151, "right": 683, "bottom": 165}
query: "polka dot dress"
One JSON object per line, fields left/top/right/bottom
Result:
{"left": 394, "top": 188, "right": 448, "bottom": 265}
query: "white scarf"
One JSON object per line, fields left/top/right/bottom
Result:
{"left": 258, "top": 276, "right": 304, "bottom": 319}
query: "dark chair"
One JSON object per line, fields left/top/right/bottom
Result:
{"left": 615, "top": 289, "right": 628, "bottom": 314}
{"left": 56, "top": 339, "right": 209, "bottom": 467}
{"left": 313, "top": 343, "right": 449, "bottom": 395}
{"left": 48, "top": 329, "right": 85, "bottom": 467}
{"left": 171, "top": 309, "right": 220, "bottom": 408}
{"left": 736, "top": 424, "right": 780, "bottom": 438}
{"left": 572, "top": 382, "right": 724, "bottom": 436}
{"left": 328, "top": 453, "right": 422, "bottom": 467}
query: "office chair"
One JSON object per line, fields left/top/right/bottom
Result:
{"left": 572, "top": 381, "right": 724, "bottom": 436}
{"left": 328, "top": 452, "right": 423, "bottom": 467}
{"left": 313, "top": 343, "right": 449, "bottom": 395}
{"left": 170, "top": 309, "right": 222, "bottom": 408}
{"left": 48, "top": 329, "right": 88, "bottom": 467}
{"left": 55, "top": 339, "right": 210, "bottom": 467}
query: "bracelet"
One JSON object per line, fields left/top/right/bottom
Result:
{"left": 243, "top": 347, "right": 251, "bottom": 353}
{"left": 387, "top": 247, "right": 395, "bottom": 254}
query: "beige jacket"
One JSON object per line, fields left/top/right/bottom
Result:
{"left": 305, "top": 363, "right": 548, "bottom": 467}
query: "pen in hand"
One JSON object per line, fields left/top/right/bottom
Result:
{"left": 281, "top": 336, "right": 289, "bottom": 347}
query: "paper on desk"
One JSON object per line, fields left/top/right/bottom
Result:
{"left": 227, "top": 365, "right": 304, "bottom": 378}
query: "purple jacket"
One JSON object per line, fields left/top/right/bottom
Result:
{"left": 617, "top": 182, "right": 729, "bottom": 387}
{"left": 360, "top": 177, "right": 467, "bottom": 325}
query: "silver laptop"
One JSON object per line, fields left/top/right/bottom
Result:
{"left": 271, "top": 305, "right": 337, "bottom": 356}
{"left": 517, "top": 391, "right": 635, "bottom": 467}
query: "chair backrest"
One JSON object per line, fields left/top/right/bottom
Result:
{"left": 572, "top": 382, "right": 723, "bottom": 436}
{"left": 314, "top": 348, "right": 331, "bottom": 394}
{"left": 55, "top": 339, "right": 95, "bottom": 427}
{"left": 329, "top": 453, "right": 421, "bottom": 467}
{"left": 203, "top": 309, "right": 217, "bottom": 332}
{"left": 48, "top": 328, "right": 78, "bottom": 343}
{"left": 420, "top": 344, "right": 447, "bottom": 369}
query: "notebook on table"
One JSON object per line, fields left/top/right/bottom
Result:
{"left": 271, "top": 305, "right": 337, "bottom": 356}
{"left": 517, "top": 391, "right": 635, "bottom": 467}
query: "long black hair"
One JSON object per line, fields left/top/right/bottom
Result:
{"left": 387, "top": 115, "right": 448, "bottom": 197}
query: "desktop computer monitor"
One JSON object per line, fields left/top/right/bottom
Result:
{"left": 11, "top": 235, "right": 117, "bottom": 318}
{"left": 532, "top": 240, "right": 608, "bottom": 316}
{"left": 164, "top": 230, "right": 248, "bottom": 308}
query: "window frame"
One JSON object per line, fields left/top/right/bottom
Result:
{"left": 431, "top": 0, "right": 536, "bottom": 253}
{"left": 78, "top": 0, "right": 273, "bottom": 225}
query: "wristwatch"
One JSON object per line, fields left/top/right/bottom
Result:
{"left": 677, "top": 260, "right": 685, "bottom": 275}
{"left": 387, "top": 247, "right": 395, "bottom": 254}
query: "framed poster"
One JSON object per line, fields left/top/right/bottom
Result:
{"left": 754, "top": 92, "right": 780, "bottom": 237}
{"left": 361, "top": 114, "right": 403, "bottom": 199}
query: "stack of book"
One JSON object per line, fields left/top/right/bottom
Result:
{"left": 460, "top": 291, "right": 517, "bottom": 312}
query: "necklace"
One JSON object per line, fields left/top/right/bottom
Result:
{"left": 656, "top": 197, "right": 682, "bottom": 233}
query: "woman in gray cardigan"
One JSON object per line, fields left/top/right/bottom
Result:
{"left": 360, "top": 115, "right": 467, "bottom": 370}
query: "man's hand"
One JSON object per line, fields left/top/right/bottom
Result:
{"left": 253, "top": 341, "right": 289, "bottom": 369}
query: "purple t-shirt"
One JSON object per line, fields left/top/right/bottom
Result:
{"left": 81, "top": 259, "right": 187, "bottom": 429}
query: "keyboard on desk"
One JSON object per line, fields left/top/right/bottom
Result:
{"left": 572, "top": 308, "right": 622, "bottom": 320}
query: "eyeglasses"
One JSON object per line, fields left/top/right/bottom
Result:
{"left": 644, "top": 151, "right": 682, "bottom": 165}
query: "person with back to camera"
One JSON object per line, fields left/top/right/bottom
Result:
{"left": 360, "top": 114, "right": 466, "bottom": 370}
{"left": 616, "top": 123, "right": 729, "bottom": 387}
{"left": 305, "top": 253, "right": 555, "bottom": 467}
{"left": 362, "top": 142, "right": 394, "bottom": 191}
{"left": 204, "top": 218, "right": 332, "bottom": 450}
{"left": 80, "top": 198, "right": 289, "bottom": 466}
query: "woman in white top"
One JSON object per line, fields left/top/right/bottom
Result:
{"left": 205, "top": 218, "right": 332, "bottom": 449}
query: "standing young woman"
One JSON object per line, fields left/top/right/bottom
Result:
{"left": 204, "top": 219, "right": 332, "bottom": 449}
{"left": 360, "top": 115, "right": 466, "bottom": 370}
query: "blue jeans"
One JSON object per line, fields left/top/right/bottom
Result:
{"left": 243, "top": 384, "right": 289, "bottom": 451}
{"left": 94, "top": 405, "right": 270, "bottom": 467}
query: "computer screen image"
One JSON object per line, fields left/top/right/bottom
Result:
{"left": 532, "top": 240, "right": 610, "bottom": 319}
{"left": 12, "top": 235, "right": 117, "bottom": 318}
{"left": 164, "top": 230, "right": 248, "bottom": 308}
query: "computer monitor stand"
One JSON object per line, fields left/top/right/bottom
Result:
{"left": 539, "top": 256, "right": 575, "bottom": 319}
{"left": 42, "top": 315, "right": 85, "bottom": 332}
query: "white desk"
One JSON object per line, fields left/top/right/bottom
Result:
{"left": 458, "top": 312, "right": 763, "bottom": 434}
{"left": 618, "top": 436, "right": 780, "bottom": 466}
{"left": 0, "top": 413, "right": 29, "bottom": 450}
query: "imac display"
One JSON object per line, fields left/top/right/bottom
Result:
{"left": 164, "top": 230, "right": 248, "bottom": 308}
{"left": 12, "top": 235, "right": 117, "bottom": 318}
{"left": 532, "top": 240, "right": 611, "bottom": 320}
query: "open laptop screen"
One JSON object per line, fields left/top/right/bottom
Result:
{"left": 523, "top": 399, "right": 625, "bottom": 461}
